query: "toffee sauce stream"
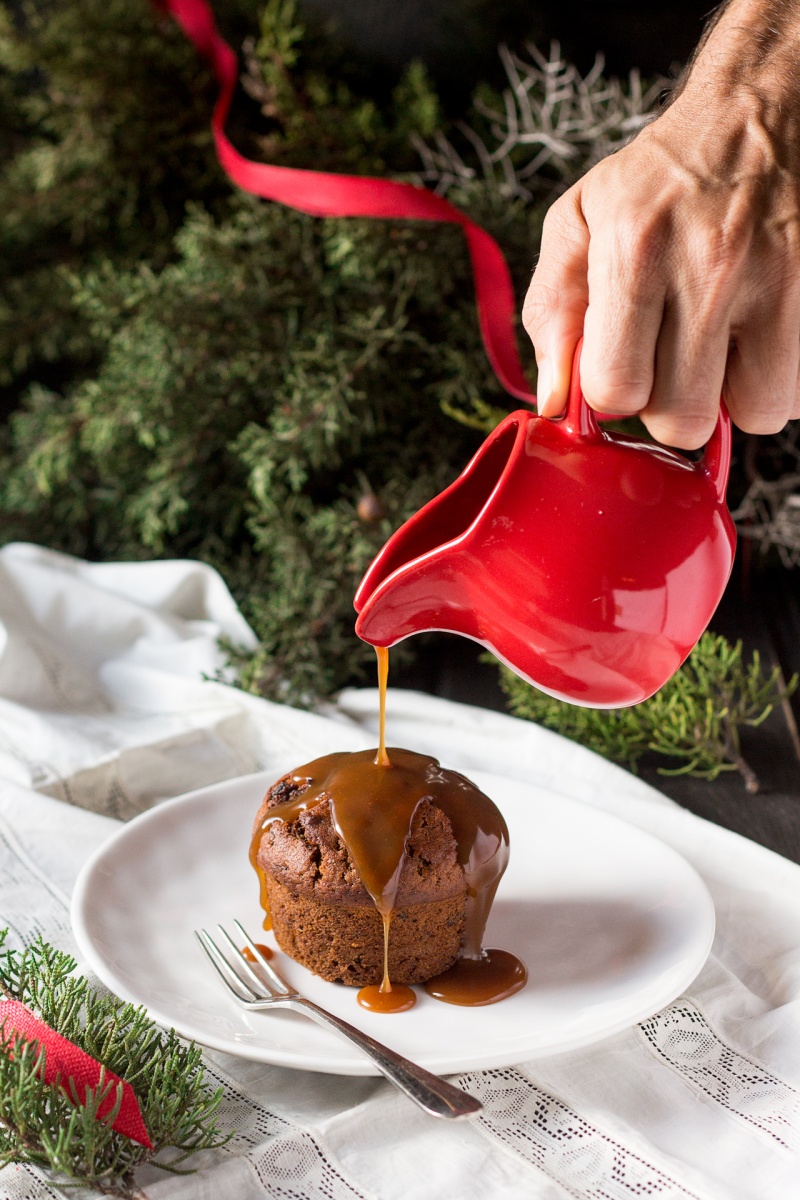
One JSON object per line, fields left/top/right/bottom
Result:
{"left": 250, "top": 648, "right": 526, "bottom": 1011}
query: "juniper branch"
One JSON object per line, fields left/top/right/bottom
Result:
{"left": 0, "top": 931, "right": 229, "bottom": 1198}
{"left": 496, "top": 633, "right": 796, "bottom": 791}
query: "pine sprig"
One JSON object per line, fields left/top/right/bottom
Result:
{"left": 496, "top": 633, "right": 797, "bottom": 793}
{"left": 0, "top": 931, "right": 229, "bottom": 1198}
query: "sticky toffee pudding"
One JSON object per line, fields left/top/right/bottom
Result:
{"left": 249, "top": 650, "right": 526, "bottom": 1011}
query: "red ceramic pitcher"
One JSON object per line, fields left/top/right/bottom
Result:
{"left": 354, "top": 345, "right": 736, "bottom": 707}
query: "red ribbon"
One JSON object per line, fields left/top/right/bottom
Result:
{"left": 0, "top": 999, "right": 152, "bottom": 1149}
{"left": 158, "top": 0, "right": 535, "bottom": 404}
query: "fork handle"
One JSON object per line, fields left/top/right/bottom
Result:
{"left": 289, "top": 998, "right": 481, "bottom": 1119}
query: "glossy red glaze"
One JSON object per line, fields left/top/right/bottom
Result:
{"left": 354, "top": 346, "right": 736, "bottom": 708}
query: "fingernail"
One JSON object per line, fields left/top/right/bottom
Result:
{"left": 536, "top": 359, "right": 554, "bottom": 416}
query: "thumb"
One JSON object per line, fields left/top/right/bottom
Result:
{"left": 523, "top": 188, "right": 590, "bottom": 416}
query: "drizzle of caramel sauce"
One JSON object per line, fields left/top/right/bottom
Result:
{"left": 249, "top": 645, "right": 526, "bottom": 1010}
{"left": 249, "top": 840, "right": 273, "bottom": 931}
{"left": 373, "top": 648, "right": 396, "bottom": 999}
{"left": 375, "top": 645, "right": 390, "bottom": 768}
{"left": 424, "top": 948, "right": 527, "bottom": 1006}
{"left": 242, "top": 943, "right": 273, "bottom": 962}
{"left": 357, "top": 980, "right": 417, "bottom": 1013}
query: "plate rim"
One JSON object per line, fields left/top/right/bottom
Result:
{"left": 70, "top": 767, "right": 716, "bottom": 1075}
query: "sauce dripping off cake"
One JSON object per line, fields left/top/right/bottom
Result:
{"left": 249, "top": 648, "right": 526, "bottom": 1010}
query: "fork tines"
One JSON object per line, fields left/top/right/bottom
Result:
{"left": 196, "top": 921, "right": 294, "bottom": 1003}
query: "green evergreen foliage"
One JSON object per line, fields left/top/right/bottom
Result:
{"left": 2, "top": 191, "right": 523, "bottom": 698}
{"left": 241, "top": 0, "right": 443, "bottom": 174}
{"left": 0, "top": 0, "right": 547, "bottom": 701}
{"left": 0, "top": 930, "right": 228, "bottom": 1197}
{"left": 496, "top": 633, "right": 797, "bottom": 792}
{"left": 0, "top": 0, "right": 244, "bottom": 404}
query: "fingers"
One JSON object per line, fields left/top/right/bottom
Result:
{"left": 793, "top": 371, "right": 800, "bottom": 420}
{"left": 523, "top": 189, "right": 589, "bottom": 417}
{"left": 580, "top": 215, "right": 667, "bottom": 419}
{"left": 725, "top": 274, "right": 800, "bottom": 436}
{"left": 639, "top": 295, "right": 730, "bottom": 449}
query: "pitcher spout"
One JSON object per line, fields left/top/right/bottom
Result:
{"left": 354, "top": 412, "right": 524, "bottom": 646}
{"left": 355, "top": 552, "right": 481, "bottom": 646}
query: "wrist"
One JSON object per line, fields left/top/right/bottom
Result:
{"left": 678, "top": 0, "right": 800, "bottom": 107}
{"left": 662, "top": 0, "right": 800, "bottom": 174}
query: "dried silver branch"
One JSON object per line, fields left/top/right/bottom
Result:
{"left": 413, "top": 42, "right": 667, "bottom": 201}
{"left": 733, "top": 478, "right": 800, "bottom": 568}
{"left": 733, "top": 423, "right": 800, "bottom": 567}
{"left": 734, "top": 417, "right": 800, "bottom": 566}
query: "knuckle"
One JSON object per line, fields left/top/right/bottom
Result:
{"left": 538, "top": 192, "right": 588, "bottom": 267}
{"left": 617, "top": 211, "right": 670, "bottom": 276}
{"left": 775, "top": 215, "right": 800, "bottom": 266}
{"left": 522, "top": 281, "right": 558, "bottom": 338}
{"left": 541, "top": 194, "right": 575, "bottom": 239}
{"left": 730, "top": 406, "right": 790, "bottom": 436}
{"left": 581, "top": 363, "right": 651, "bottom": 413}
{"left": 691, "top": 228, "right": 745, "bottom": 290}
{"left": 727, "top": 365, "right": 796, "bottom": 434}
{"left": 642, "top": 408, "right": 717, "bottom": 451}
{"left": 685, "top": 198, "right": 759, "bottom": 298}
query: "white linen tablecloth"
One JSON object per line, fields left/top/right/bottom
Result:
{"left": 0, "top": 542, "right": 798, "bottom": 1200}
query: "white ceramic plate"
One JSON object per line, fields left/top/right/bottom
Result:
{"left": 71, "top": 765, "right": 715, "bottom": 1076}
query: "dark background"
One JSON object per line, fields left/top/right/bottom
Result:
{"left": 299, "top": 0, "right": 718, "bottom": 102}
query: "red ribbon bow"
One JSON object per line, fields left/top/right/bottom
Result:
{"left": 157, "top": 0, "right": 536, "bottom": 404}
{"left": 0, "top": 999, "right": 152, "bottom": 1148}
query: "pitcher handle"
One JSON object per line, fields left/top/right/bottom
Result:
{"left": 562, "top": 339, "right": 602, "bottom": 440}
{"left": 561, "top": 338, "right": 732, "bottom": 502}
{"left": 702, "top": 401, "right": 732, "bottom": 504}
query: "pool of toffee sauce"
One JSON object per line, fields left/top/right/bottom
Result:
{"left": 249, "top": 646, "right": 526, "bottom": 1012}
{"left": 242, "top": 944, "right": 273, "bottom": 962}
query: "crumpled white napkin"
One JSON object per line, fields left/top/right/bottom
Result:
{"left": 0, "top": 542, "right": 797, "bottom": 1200}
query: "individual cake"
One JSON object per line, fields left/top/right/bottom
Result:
{"left": 250, "top": 747, "right": 509, "bottom": 989}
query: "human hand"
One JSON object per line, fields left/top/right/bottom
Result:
{"left": 523, "top": 0, "right": 800, "bottom": 450}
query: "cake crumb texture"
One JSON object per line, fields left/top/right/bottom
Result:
{"left": 266, "top": 875, "right": 466, "bottom": 986}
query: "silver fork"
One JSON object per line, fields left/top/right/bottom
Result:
{"left": 196, "top": 920, "right": 481, "bottom": 1120}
